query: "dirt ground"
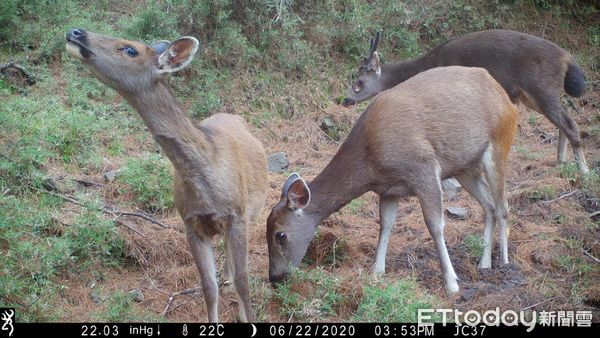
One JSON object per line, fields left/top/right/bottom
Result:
{"left": 52, "top": 77, "right": 600, "bottom": 322}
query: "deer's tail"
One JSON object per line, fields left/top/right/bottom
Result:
{"left": 564, "top": 59, "right": 586, "bottom": 98}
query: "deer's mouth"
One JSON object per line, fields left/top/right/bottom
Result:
{"left": 66, "top": 35, "right": 93, "bottom": 60}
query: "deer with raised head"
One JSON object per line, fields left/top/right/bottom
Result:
{"left": 268, "top": 66, "right": 518, "bottom": 296}
{"left": 66, "top": 29, "right": 267, "bottom": 322}
{"left": 342, "top": 30, "right": 588, "bottom": 175}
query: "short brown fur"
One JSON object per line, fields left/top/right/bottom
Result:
{"left": 345, "top": 29, "right": 589, "bottom": 174}
{"left": 66, "top": 29, "right": 266, "bottom": 322}
{"left": 268, "top": 66, "right": 519, "bottom": 296}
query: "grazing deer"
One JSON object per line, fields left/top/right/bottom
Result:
{"left": 66, "top": 29, "right": 267, "bottom": 322}
{"left": 268, "top": 66, "right": 518, "bottom": 296}
{"left": 342, "top": 30, "right": 588, "bottom": 174}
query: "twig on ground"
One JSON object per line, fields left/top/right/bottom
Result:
{"left": 258, "top": 120, "right": 281, "bottom": 140}
{"left": 161, "top": 287, "right": 202, "bottom": 316}
{"left": 521, "top": 297, "right": 555, "bottom": 311}
{"left": 541, "top": 189, "right": 578, "bottom": 204}
{"left": 114, "top": 211, "right": 170, "bottom": 229}
{"left": 72, "top": 178, "right": 104, "bottom": 187}
{"left": 589, "top": 210, "right": 600, "bottom": 218}
{"left": 39, "top": 189, "right": 170, "bottom": 229}
{"left": 581, "top": 249, "right": 600, "bottom": 264}
{"left": 115, "top": 219, "right": 145, "bottom": 237}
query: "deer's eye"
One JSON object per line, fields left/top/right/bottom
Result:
{"left": 275, "top": 231, "right": 287, "bottom": 244}
{"left": 121, "top": 46, "right": 138, "bottom": 57}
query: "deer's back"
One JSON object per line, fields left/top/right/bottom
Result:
{"left": 429, "top": 29, "right": 571, "bottom": 98}
{"left": 357, "top": 66, "right": 515, "bottom": 181}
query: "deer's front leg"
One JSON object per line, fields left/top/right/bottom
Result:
{"left": 186, "top": 227, "right": 219, "bottom": 322}
{"left": 373, "top": 195, "right": 400, "bottom": 274}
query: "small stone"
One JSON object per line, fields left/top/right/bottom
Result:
{"left": 267, "top": 152, "right": 290, "bottom": 173}
{"left": 129, "top": 288, "right": 144, "bottom": 302}
{"left": 42, "top": 178, "right": 59, "bottom": 192}
{"left": 320, "top": 116, "right": 339, "bottom": 140}
{"left": 89, "top": 291, "right": 101, "bottom": 304}
{"left": 442, "top": 178, "right": 462, "bottom": 201}
{"left": 460, "top": 288, "right": 477, "bottom": 301}
{"left": 103, "top": 169, "right": 121, "bottom": 182}
{"left": 446, "top": 206, "right": 471, "bottom": 220}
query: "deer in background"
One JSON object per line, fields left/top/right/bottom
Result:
{"left": 342, "top": 30, "right": 589, "bottom": 175}
{"left": 66, "top": 29, "right": 267, "bottom": 322}
{"left": 268, "top": 66, "right": 518, "bottom": 296}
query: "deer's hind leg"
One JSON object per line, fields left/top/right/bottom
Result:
{"left": 414, "top": 163, "right": 459, "bottom": 296}
{"left": 522, "top": 88, "right": 589, "bottom": 174}
{"left": 455, "top": 170, "right": 496, "bottom": 269}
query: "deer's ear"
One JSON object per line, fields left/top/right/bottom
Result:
{"left": 369, "top": 51, "right": 381, "bottom": 76}
{"left": 150, "top": 40, "right": 171, "bottom": 55}
{"left": 282, "top": 174, "right": 310, "bottom": 210}
{"left": 157, "top": 37, "right": 200, "bottom": 73}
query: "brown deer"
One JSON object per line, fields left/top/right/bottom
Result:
{"left": 342, "top": 30, "right": 588, "bottom": 174}
{"left": 268, "top": 66, "right": 518, "bottom": 296}
{"left": 66, "top": 29, "right": 267, "bottom": 322}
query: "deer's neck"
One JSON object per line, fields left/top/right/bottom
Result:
{"left": 381, "top": 55, "right": 435, "bottom": 90}
{"left": 304, "top": 131, "right": 371, "bottom": 224}
{"left": 123, "top": 82, "right": 211, "bottom": 173}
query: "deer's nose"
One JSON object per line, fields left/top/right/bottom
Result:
{"left": 66, "top": 28, "right": 86, "bottom": 42}
{"left": 269, "top": 272, "right": 290, "bottom": 285}
{"left": 341, "top": 97, "right": 356, "bottom": 107}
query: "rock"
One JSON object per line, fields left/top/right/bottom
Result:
{"left": 129, "top": 288, "right": 144, "bottom": 302}
{"left": 320, "top": 116, "right": 339, "bottom": 140}
{"left": 103, "top": 169, "right": 121, "bottom": 182}
{"left": 460, "top": 288, "right": 477, "bottom": 301}
{"left": 442, "top": 178, "right": 462, "bottom": 201}
{"left": 267, "top": 152, "right": 290, "bottom": 173}
{"left": 42, "top": 178, "right": 59, "bottom": 192}
{"left": 89, "top": 291, "right": 101, "bottom": 304}
{"left": 445, "top": 206, "right": 471, "bottom": 220}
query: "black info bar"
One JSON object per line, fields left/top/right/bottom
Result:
{"left": 3, "top": 322, "right": 596, "bottom": 338}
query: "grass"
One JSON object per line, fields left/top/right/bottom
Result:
{"left": 91, "top": 289, "right": 163, "bottom": 322}
{"left": 273, "top": 268, "right": 349, "bottom": 321}
{"left": 0, "top": 0, "right": 598, "bottom": 323}
{"left": 0, "top": 191, "right": 125, "bottom": 321}
{"left": 353, "top": 277, "right": 441, "bottom": 322}
{"left": 272, "top": 268, "right": 441, "bottom": 322}
{"left": 117, "top": 153, "right": 174, "bottom": 212}
{"left": 462, "top": 234, "right": 484, "bottom": 258}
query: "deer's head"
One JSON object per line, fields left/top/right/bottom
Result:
{"left": 266, "top": 173, "right": 316, "bottom": 284}
{"left": 66, "top": 29, "right": 199, "bottom": 94}
{"left": 341, "top": 32, "right": 385, "bottom": 107}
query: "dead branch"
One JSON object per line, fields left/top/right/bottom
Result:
{"left": 541, "top": 189, "right": 578, "bottom": 204}
{"left": 581, "top": 249, "right": 600, "bottom": 264}
{"left": 114, "top": 211, "right": 169, "bottom": 229}
{"left": 590, "top": 210, "right": 600, "bottom": 218}
{"left": 39, "top": 189, "right": 170, "bottom": 230}
{"left": 520, "top": 297, "right": 555, "bottom": 311}
{"left": 72, "top": 178, "right": 104, "bottom": 187}
{"left": 115, "top": 219, "right": 145, "bottom": 237}
{"left": 161, "top": 287, "right": 202, "bottom": 316}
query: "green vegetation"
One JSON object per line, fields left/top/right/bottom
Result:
{"left": 273, "top": 268, "right": 348, "bottom": 321}
{"left": 462, "top": 234, "right": 484, "bottom": 259}
{"left": 0, "top": 0, "right": 597, "bottom": 323}
{"left": 353, "top": 277, "right": 440, "bottom": 322}
{"left": 118, "top": 153, "right": 174, "bottom": 212}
